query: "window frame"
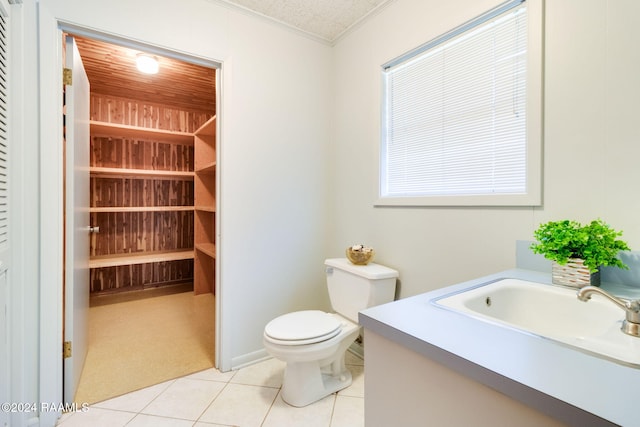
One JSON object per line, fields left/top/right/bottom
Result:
{"left": 376, "top": 0, "right": 544, "bottom": 207}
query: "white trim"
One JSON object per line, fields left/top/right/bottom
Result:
{"left": 37, "top": 18, "right": 231, "bottom": 425}
{"left": 58, "top": 21, "right": 222, "bottom": 69}
{"left": 376, "top": 0, "right": 544, "bottom": 207}
{"left": 215, "top": 57, "right": 231, "bottom": 372}
{"left": 231, "top": 348, "right": 270, "bottom": 371}
{"left": 38, "top": 2, "right": 65, "bottom": 425}
{"left": 208, "top": 0, "right": 398, "bottom": 47}
{"left": 332, "top": 0, "right": 397, "bottom": 45}
{"left": 12, "top": 1, "right": 41, "bottom": 426}
{"left": 207, "top": 0, "right": 332, "bottom": 46}
{"left": 526, "top": 0, "right": 545, "bottom": 207}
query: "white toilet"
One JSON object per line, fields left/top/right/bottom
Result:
{"left": 263, "top": 258, "right": 398, "bottom": 407}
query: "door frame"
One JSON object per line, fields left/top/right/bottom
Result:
{"left": 38, "top": 18, "right": 228, "bottom": 421}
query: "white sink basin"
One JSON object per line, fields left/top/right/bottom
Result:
{"left": 432, "top": 278, "right": 640, "bottom": 366}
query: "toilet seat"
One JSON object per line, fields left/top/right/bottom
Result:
{"left": 264, "top": 310, "right": 342, "bottom": 345}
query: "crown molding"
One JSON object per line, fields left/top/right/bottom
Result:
{"left": 207, "top": 0, "right": 333, "bottom": 46}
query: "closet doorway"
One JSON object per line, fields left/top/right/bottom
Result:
{"left": 64, "top": 33, "right": 219, "bottom": 404}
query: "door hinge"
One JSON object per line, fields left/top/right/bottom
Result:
{"left": 63, "top": 68, "right": 72, "bottom": 86}
{"left": 63, "top": 341, "right": 72, "bottom": 358}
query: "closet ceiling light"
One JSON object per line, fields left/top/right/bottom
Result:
{"left": 136, "top": 54, "right": 159, "bottom": 74}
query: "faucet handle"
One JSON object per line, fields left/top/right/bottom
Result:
{"left": 577, "top": 286, "right": 640, "bottom": 337}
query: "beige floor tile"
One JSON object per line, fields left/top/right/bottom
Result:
{"left": 338, "top": 364, "right": 364, "bottom": 398}
{"left": 55, "top": 407, "right": 136, "bottom": 427}
{"left": 142, "top": 378, "right": 225, "bottom": 420}
{"left": 92, "top": 380, "right": 174, "bottom": 412}
{"left": 230, "top": 358, "right": 285, "bottom": 388}
{"left": 61, "top": 353, "right": 366, "bottom": 427}
{"left": 127, "top": 413, "right": 195, "bottom": 427}
{"left": 330, "top": 395, "right": 364, "bottom": 427}
{"left": 262, "top": 391, "right": 335, "bottom": 427}
{"left": 193, "top": 422, "right": 233, "bottom": 427}
{"left": 345, "top": 350, "right": 364, "bottom": 366}
{"left": 186, "top": 367, "right": 236, "bottom": 383}
{"left": 198, "top": 383, "right": 279, "bottom": 427}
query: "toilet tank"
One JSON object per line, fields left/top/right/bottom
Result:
{"left": 324, "top": 258, "right": 399, "bottom": 323}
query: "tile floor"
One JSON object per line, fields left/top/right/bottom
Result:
{"left": 56, "top": 352, "right": 365, "bottom": 427}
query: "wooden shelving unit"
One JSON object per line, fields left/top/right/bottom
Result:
{"left": 193, "top": 115, "right": 217, "bottom": 295}
{"left": 89, "top": 118, "right": 197, "bottom": 295}
{"left": 90, "top": 120, "right": 193, "bottom": 145}
{"left": 89, "top": 249, "right": 195, "bottom": 269}
{"left": 90, "top": 206, "right": 194, "bottom": 213}
{"left": 90, "top": 167, "right": 194, "bottom": 180}
{"left": 195, "top": 243, "right": 216, "bottom": 259}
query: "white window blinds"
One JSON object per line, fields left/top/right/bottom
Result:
{"left": 380, "top": 0, "right": 539, "bottom": 206}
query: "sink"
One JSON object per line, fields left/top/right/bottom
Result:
{"left": 432, "top": 278, "right": 640, "bottom": 366}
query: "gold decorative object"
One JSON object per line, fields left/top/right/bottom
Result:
{"left": 346, "top": 245, "right": 375, "bottom": 265}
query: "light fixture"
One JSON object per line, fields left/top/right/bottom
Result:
{"left": 136, "top": 53, "right": 159, "bottom": 74}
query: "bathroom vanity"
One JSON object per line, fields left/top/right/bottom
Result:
{"left": 360, "top": 267, "right": 639, "bottom": 427}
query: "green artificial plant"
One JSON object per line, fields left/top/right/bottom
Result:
{"left": 530, "top": 219, "right": 630, "bottom": 273}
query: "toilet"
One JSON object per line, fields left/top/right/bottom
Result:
{"left": 263, "top": 257, "right": 398, "bottom": 407}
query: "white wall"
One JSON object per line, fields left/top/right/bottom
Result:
{"left": 9, "top": 2, "right": 43, "bottom": 426}
{"left": 24, "top": 0, "right": 332, "bottom": 417}
{"left": 331, "top": 0, "right": 640, "bottom": 298}
{"left": 13, "top": 0, "right": 640, "bottom": 423}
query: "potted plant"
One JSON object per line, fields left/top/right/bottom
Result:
{"left": 530, "top": 219, "right": 630, "bottom": 287}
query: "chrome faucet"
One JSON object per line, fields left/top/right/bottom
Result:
{"left": 577, "top": 286, "right": 640, "bottom": 337}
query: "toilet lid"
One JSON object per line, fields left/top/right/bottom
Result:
{"left": 265, "top": 310, "right": 342, "bottom": 344}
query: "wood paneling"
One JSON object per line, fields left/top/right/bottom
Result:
{"left": 90, "top": 260, "right": 194, "bottom": 293}
{"left": 91, "top": 178, "right": 194, "bottom": 208}
{"left": 75, "top": 36, "right": 216, "bottom": 115}
{"left": 90, "top": 211, "right": 194, "bottom": 257}
{"left": 90, "top": 93, "right": 210, "bottom": 133}
{"left": 90, "top": 137, "right": 195, "bottom": 172}
{"left": 80, "top": 33, "right": 218, "bottom": 294}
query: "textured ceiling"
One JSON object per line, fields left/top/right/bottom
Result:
{"left": 220, "top": 0, "right": 393, "bottom": 43}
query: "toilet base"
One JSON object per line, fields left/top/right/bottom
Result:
{"left": 263, "top": 313, "right": 361, "bottom": 407}
{"left": 281, "top": 352, "right": 353, "bottom": 407}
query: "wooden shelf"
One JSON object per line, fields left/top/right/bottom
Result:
{"left": 90, "top": 167, "right": 194, "bottom": 179}
{"left": 90, "top": 249, "right": 194, "bottom": 269}
{"left": 91, "top": 120, "right": 194, "bottom": 145}
{"left": 196, "top": 161, "right": 216, "bottom": 174}
{"left": 90, "top": 206, "right": 194, "bottom": 213}
{"left": 195, "top": 243, "right": 216, "bottom": 259}
{"left": 194, "top": 205, "right": 215, "bottom": 213}
{"left": 194, "top": 116, "right": 216, "bottom": 172}
{"left": 194, "top": 115, "right": 216, "bottom": 137}
{"left": 194, "top": 115, "right": 217, "bottom": 295}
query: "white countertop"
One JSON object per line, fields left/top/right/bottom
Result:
{"left": 360, "top": 269, "right": 638, "bottom": 427}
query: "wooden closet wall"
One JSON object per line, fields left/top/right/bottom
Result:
{"left": 89, "top": 93, "right": 215, "bottom": 295}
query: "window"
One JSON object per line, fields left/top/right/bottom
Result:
{"left": 378, "top": 0, "right": 542, "bottom": 206}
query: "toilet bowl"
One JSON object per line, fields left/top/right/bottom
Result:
{"left": 263, "top": 258, "right": 398, "bottom": 407}
{"left": 264, "top": 311, "right": 359, "bottom": 407}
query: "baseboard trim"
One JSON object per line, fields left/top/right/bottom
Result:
{"left": 231, "top": 349, "right": 270, "bottom": 370}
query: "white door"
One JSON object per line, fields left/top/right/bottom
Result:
{"left": 63, "top": 35, "right": 90, "bottom": 403}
